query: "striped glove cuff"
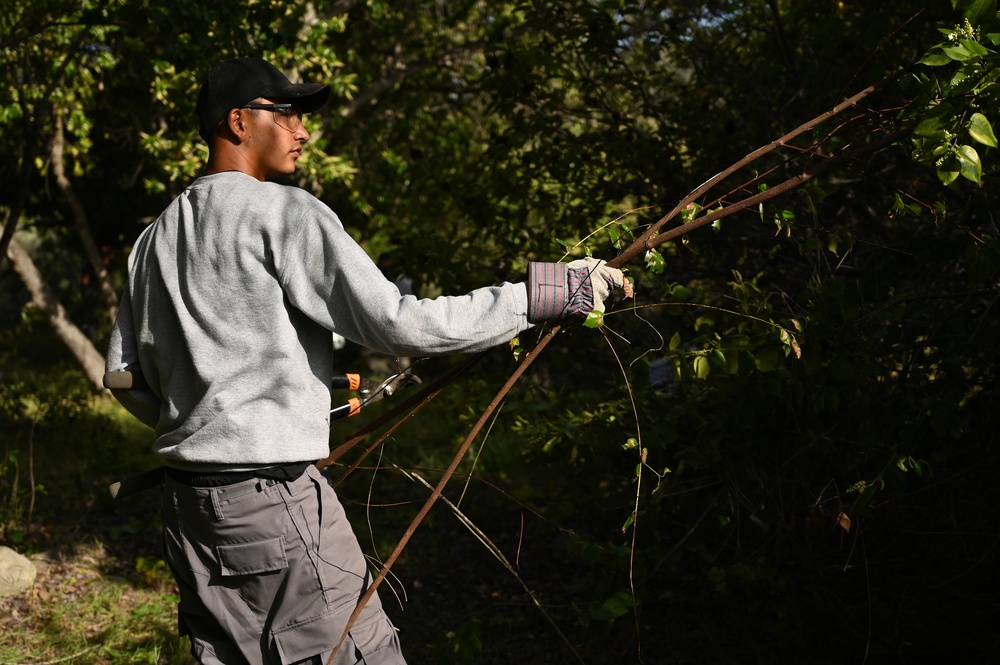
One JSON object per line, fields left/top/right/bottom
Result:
{"left": 526, "top": 261, "right": 596, "bottom": 323}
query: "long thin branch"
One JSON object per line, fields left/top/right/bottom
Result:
{"left": 402, "top": 466, "right": 586, "bottom": 664}
{"left": 326, "top": 326, "right": 561, "bottom": 664}
{"left": 612, "top": 76, "right": 901, "bottom": 268}
{"left": 324, "top": 70, "right": 916, "bottom": 661}
{"left": 316, "top": 352, "right": 484, "bottom": 472}
{"left": 633, "top": 125, "right": 914, "bottom": 258}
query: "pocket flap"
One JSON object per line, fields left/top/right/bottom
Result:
{"left": 217, "top": 536, "right": 288, "bottom": 576}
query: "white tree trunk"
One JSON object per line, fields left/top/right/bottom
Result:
{"left": 3, "top": 226, "right": 107, "bottom": 391}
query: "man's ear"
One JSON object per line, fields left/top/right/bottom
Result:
{"left": 222, "top": 108, "right": 250, "bottom": 142}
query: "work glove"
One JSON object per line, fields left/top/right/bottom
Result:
{"left": 527, "top": 258, "right": 631, "bottom": 323}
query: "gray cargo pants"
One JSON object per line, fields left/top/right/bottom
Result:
{"left": 161, "top": 464, "right": 406, "bottom": 665}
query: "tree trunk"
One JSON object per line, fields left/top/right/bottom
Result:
{"left": 51, "top": 111, "right": 119, "bottom": 323}
{"left": 2, "top": 225, "right": 107, "bottom": 391}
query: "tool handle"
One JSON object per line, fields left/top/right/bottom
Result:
{"left": 103, "top": 370, "right": 149, "bottom": 390}
{"left": 330, "top": 397, "right": 362, "bottom": 421}
{"left": 331, "top": 373, "right": 362, "bottom": 391}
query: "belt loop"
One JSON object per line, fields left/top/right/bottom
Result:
{"left": 209, "top": 487, "right": 225, "bottom": 522}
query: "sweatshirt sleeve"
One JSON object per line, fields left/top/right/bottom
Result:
{"left": 105, "top": 284, "right": 163, "bottom": 428}
{"left": 269, "top": 198, "right": 532, "bottom": 356}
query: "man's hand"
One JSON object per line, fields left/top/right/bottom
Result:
{"left": 527, "top": 259, "right": 632, "bottom": 323}
{"left": 566, "top": 258, "right": 631, "bottom": 313}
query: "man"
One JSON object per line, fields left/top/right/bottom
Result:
{"left": 106, "top": 57, "right": 626, "bottom": 665}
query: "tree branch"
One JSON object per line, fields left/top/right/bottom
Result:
{"left": 51, "top": 111, "right": 119, "bottom": 322}
{"left": 322, "top": 68, "right": 916, "bottom": 661}
{"left": 2, "top": 224, "right": 107, "bottom": 390}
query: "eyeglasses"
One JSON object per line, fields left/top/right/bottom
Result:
{"left": 240, "top": 103, "right": 304, "bottom": 133}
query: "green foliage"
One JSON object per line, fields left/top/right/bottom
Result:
{"left": 4, "top": 0, "right": 1000, "bottom": 662}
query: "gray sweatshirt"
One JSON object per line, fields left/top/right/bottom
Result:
{"left": 107, "top": 172, "right": 531, "bottom": 471}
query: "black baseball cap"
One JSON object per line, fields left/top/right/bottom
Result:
{"left": 195, "top": 57, "right": 331, "bottom": 140}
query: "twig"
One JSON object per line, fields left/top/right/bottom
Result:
{"left": 610, "top": 76, "right": 906, "bottom": 268}
{"left": 28, "top": 420, "right": 36, "bottom": 528}
{"left": 326, "top": 327, "right": 562, "bottom": 664}
{"left": 317, "top": 352, "right": 484, "bottom": 476}
{"left": 401, "top": 466, "right": 586, "bottom": 664}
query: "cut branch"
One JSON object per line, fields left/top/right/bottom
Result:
{"left": 625, "top": 125, "right": 914, "bottom": 262}
{"left": 612, "top": 77, "right": 902, "bottom": 268}
{"left": 322, "top": 70, "right": 917, "bottom": 661}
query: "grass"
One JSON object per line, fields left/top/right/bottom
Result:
{"left": 0, "top": 361, "right": 644, "bottom": 665}
{"left": 0, "top": 540, "right": 194, "bottom": 665}
{"left": 0, "top": 365, "right": 195, "bottom": 665}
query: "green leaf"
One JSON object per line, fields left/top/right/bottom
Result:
{"left": 942, "top": 45, "right": 972, "bottom": 61}
{"left": 583, "top": 310, "right": 605, "bottom": 328}
{"left": 670, "top": 284, "right": 692, "bottom": 301}
{"left": 960, "top": 39, "right": 990, "bottom": 56}
{"left": 694, "top": 315, "right": 715, "bottom": 331}
{"left": 914, "top": 111, "right": 951, "bottom": 137}
{"left": 918, "top": 51, "right": 953, "bottom": 66}
{"left": 962, "top": 0, "right": 997, "bottom": 24}
{"left": 956, "top": 144, "right": 983, "bottom": 184}
{"left": 680, "top": 202, "right": 701, "bottom": 223}
{"left": 621, "top": 513, "right": 636, "bottom": 533}
{"left": 669, "top": 332, "right": 682, "bottom": 350}
{"left": 968, "top": 112, "right": 998, "bottom": 147}
{"left": 608, "top": 226, "right": 620, "bottom": 245}
{"left": 693, "top": 355, "right": 711, "bottom": 379}
{"left": 754, "top": 348, "right": 778, "bottom": 372}
{"left": 709, "top": 349, "right": 727, "bottom": 372}
{"left": 936, "top": 154, "right": 962, "bottom": 185}
{"left": 644, "top": 248, "right": 665, "bottom": 274}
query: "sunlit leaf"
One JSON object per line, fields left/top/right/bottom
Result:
{"left": 936, "top": 153, "right": 961, "bottom": 185}
{"left": 583, "top": 310, "right": 605, "bottom": 328}
{"left": 644, "top": 248, "right": 665, "bottom": 274}
{"left": 693, "top": 355, "right": 711, "bottom": 379}
{"left": 943, "top": 45, "right": 972, "bottom": 61}
{"left": 919, "top": 51, "right": 952, "bottom": 66}
{"left": 968, "top": 112, "right": 998, "bottom": 147}
{"left": 956, "top": 144, "right": 982, "bottom": 184}
{"left": 960, "top": 39, "right": 990, "bottom": 56}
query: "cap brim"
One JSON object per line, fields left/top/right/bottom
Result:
{"left": 260, "top": 82, "right": 331, "bottom": 114}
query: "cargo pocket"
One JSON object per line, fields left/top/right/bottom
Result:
{"left": 217, "top": 536, "right": 288, "bottom": 576}
{"left": 216, "top": 536, "right": 290, "bottom": 626}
